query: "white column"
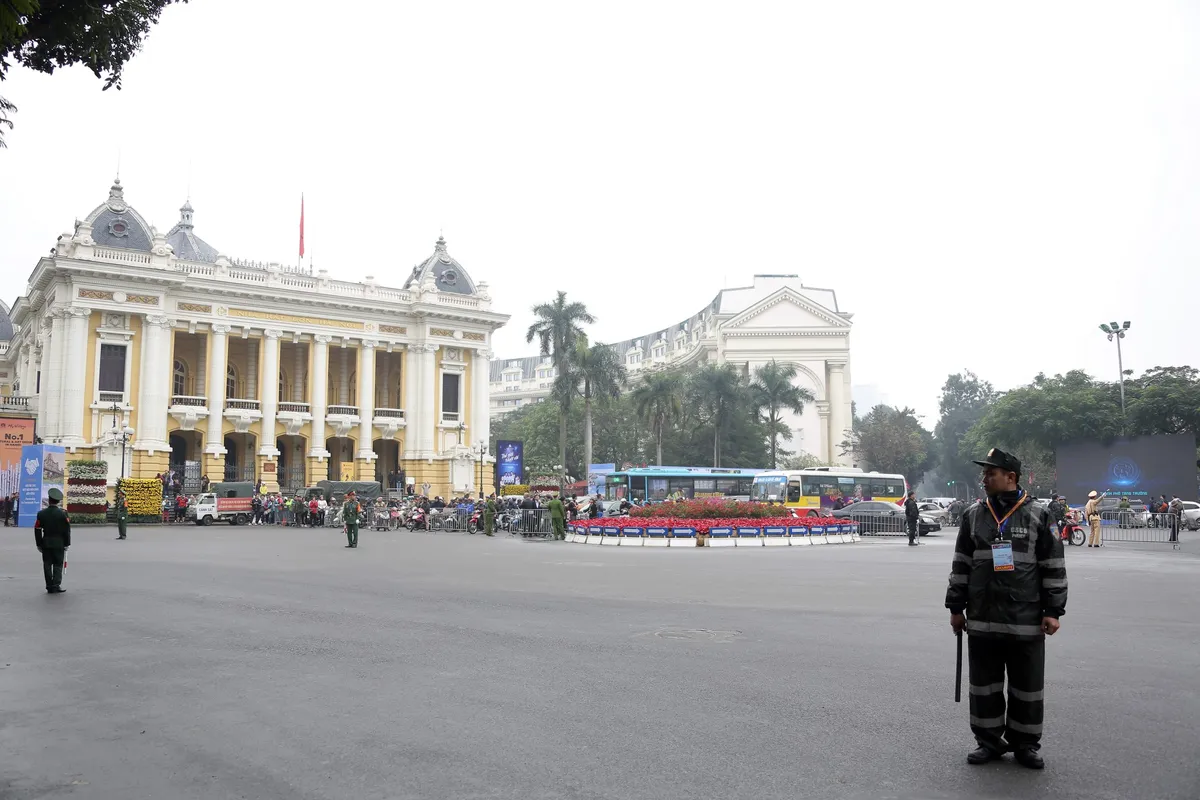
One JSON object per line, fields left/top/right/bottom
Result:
{"left": 135, "top": 315, "right": 173, "bottom": 451}
{"left": 258, "top": 329, "right": 282, "bottom": 457}
{"left": 357, "top": 340, "right": 377, "bottom": 460}
{"left": 196, "top": 344, "right": 206, "bottom": 395}
{"left": 827, "top": 361, "right": 848, "bottom": 466}
{"left": 337, "top": 347, "right": 350, "bottom": 405}
{"left": 403, "top": 346, "right": 419, "bottom": 459}
{"left": 205, "top": 324, "right": 230, "bottom": 455}
{"left": 59, "top": 307, "right": 92, "bottom": 445}
{"left": 308, "top": 335, "right": 330, "bottom": 457}
{"left": 420, "top": 343, "right": 438, "bottom": 455}
{"left": 43, "top": 310, "right": 66, "bottom": 440}
{"left": 471, "top": 348, "right": 492, "bottom": 450}
{"left": 817, "top": 403, "right": 832, "bottom": 465}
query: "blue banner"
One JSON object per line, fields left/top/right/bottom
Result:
{"left": 496, "top": 440, "right": 524, "bottom": 487}
{"left": 18, "top": 444, "right": 65, "bottom": 527}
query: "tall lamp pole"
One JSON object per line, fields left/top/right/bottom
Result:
{"left": 472, "top": 441, "right": 488, "bottom": 497}
{"left": 1099, "top": 321, "right": 1131, "bottom": 433}
{"left": 108, "top": 402, "right": 135, "bottom": 478}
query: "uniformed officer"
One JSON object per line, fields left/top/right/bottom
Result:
{"left": 904, "top": 490, "right": 920, "bottom": 545}
{"left": 547, "top": 494, "right": 566, "bottom": 540}
{"left": 342, "top": 491, "right": 361, "bottom": 548}
{"left": 115, "top": 489, "right": 129, "bottom": 540}
{"left": 35, "top": 488, "right": 71, "bottom": 594}
{"left": 945, "top": 448, "right": 1067, "bottom": 770}
{"left": 484, "top": 493, "right": 497, "bottom": 537}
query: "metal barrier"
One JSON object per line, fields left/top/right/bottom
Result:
{"left": 840, "top": 512, "right": 910, "bottom": 538}
{"left": 1097, "top": 511, "right": 1181, "bottom": 548}
{"left": 514, "top": 509, "right": 553, "bottom": 535}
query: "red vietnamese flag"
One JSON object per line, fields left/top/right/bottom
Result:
{"left": 299, "top": 193, "right": 305, "bottom": 259}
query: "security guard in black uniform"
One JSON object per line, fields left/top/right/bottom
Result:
{"left": 945, "top": 448, "right": 1067, "bottom": 770}
{"left": 35, "top": 488, "right": 72, "bottom": 594}
{"left": 116, "top": 489, "right": 128, "bottom": 540}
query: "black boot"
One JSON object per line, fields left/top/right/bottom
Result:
{"left": 967, "top": 745, "right": 1002, "bottom": 765}
{"left": 1013, "top": 748, "right": 1044, "bottom": 769}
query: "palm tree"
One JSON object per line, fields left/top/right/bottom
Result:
{"left": 632, "top": 370, "right": 684, "bottom": 466}
{"left": 568, "top": 336, "right": 626, "bottom": 483}
{"left": 691, "top": 363, "right": 743, "bottom": 467}
{"left": 525, "top": 291, "right": 595, "bottom": 488}
{"left": 751, "top": 360, "right": 816, "bottom": 468}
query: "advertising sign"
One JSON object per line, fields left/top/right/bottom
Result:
{"left": 496, "top": 440, "right": 524, "bottom": 486}
{"left": 0, "top": 416, "right": 36, "bottom": 499}
{"left": 1056, "top": 434, "right": 1197, "bottom": 503}
{"left": 587, "top": 463, "right": 615, "bottom": 497}
{"left": 17, "top": 444, "right": 66, "bottom": 527}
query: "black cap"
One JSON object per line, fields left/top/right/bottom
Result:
{"left": 972, "top": 448, "right": 1022, "bottom": 476}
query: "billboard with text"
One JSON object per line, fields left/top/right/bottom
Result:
{"left": 0, "top": 417, "right": 36, "bottom": 500}
{"left": 496, "top": 440, "right": 524, "bottom": 486}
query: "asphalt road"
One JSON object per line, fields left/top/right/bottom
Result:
{"left": 1, "top": 524, "right": 1197, "bottom": 800}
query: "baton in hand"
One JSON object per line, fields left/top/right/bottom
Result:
{"left": 954, "top": 630, "right": 963, "bottom": 703}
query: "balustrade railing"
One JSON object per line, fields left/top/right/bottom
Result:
{"left": 171, "top": 395, "right": 207, "bottom": 407}
{"left": 98, "top": 391, "right": 125, "bottom": 404}
{"left": 328, "top": 404, "right": 359, "bottom": 416}
{"left": 1, "top": 395, "right": 30, "bottom": 409}
{"left": 375, "top": 408, "right": 405, "bottom": 419}
{"left": 226, "top": 399, "right": 261, "bottom": 411}
{"left": 278, "top": 402, "right": 310, "bottom": 414}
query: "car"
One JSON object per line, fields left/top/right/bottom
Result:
{"left": 917, "top": 502, "right": 949, "bottom": 523}
{"left": 832, "top": 501, "right": 940, "bottom": 535}
{"left": 1177, "top": 500, "right": 1200, "bottom": 531}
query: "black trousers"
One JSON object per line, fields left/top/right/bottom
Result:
{"left": 906, "top": 517, "right": 918, "bottom": 542}
{"left": 968, "top": 635, "right": 1046, "bottom": 752}
{"left": 41, "top": 548, "right": 64, "bottom": 589}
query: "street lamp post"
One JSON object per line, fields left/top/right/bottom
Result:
{"left": 471, "top": 441, "right": 488, "bottom": 497}
{"left": 1099, "top": 321, "right": 1131, "bottom": 432}
{"left": 109, "top": 402, "right": 135, "bottom": 479}
{"left": 554, "top": 464, "right": 564, "bottom": 497}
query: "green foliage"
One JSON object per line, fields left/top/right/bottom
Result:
{"left": 841, "top": 404, "right": 934, "bottom": 486}
{"left": 632, "top": 370, "right": 684, "bottom": 466}
{"left": 933, "top": 371, "right": 998, "bottom": 494}
{"left": 567, "top": 336, "right": 627, "bottom": 479}
{"left": 751, "top": 360, "right": 815, "bottom": 468}
{"left": 950, "top": 365, "right": 1200, "bottom": 495}
{"left": 0, "top": 0, "right": 187, "bottom": 147}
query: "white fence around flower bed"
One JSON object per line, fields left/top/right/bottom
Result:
{"left": 566, "top": 522, "right": 861, "bottom": 547}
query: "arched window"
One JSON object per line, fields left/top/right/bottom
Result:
{"left": 173, "top": 360, "right": 187, "bottom": 396}
{"left": 226, "top": 364, "right": 237, "bottom": 399}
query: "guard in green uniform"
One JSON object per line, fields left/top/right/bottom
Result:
{"left": 548, "top": 494, "right": 566, "bottom": 540}
{"left": 485, "top": 494, "right": 497, "bottom": 536}
{"left": 342, "top": 491, "right": 361, "bottom": 548}
{"left": 35, "top": 488, "right": 71, "bottom": 593}
{"left": 115, "top": 490, "right": 128, "bottom": 540}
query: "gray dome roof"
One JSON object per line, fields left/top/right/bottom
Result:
{"left": 0, "top": 299, "right": 13, "bottom": 341}
{"left": 82, "top": 178, "right": 154, "bottom": 252}
{"left": 166, "top": 201, "right": 219, "bottom": 263}
{"left": 403, "top": 236, "right": 477, "bottom": 295}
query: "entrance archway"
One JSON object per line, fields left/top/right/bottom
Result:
{"left": 169, "top": 431, "right": 203, "bottom": 492}
{"left": 326, "top": 436, "right": 355, "bottom": 481}
{"left": 276, "top": 435, "right": 307, "bottom": 494}
{"left": 373, "top": 439, "right": 402, "bottom": 490}
{"left": 223, "top": 433, "right": 258, "bottom": 482}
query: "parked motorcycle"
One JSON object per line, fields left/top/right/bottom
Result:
{"left": 405, "top": 507, "right": 429, "bottom": 531}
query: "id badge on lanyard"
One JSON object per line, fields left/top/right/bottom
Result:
{"left": 992, "top": 542, "right": 1014, "bottom": 571}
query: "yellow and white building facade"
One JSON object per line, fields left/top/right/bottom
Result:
{"left": 2, "top": 179, "right": 508, "bottom": 496}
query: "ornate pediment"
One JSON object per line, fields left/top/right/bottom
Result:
{"left": 721, "top": 288, "right": 849, "bottom": 332}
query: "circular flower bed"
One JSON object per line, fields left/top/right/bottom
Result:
{"left": 630, "top": 499, "right": 802, "bottom": 520}
{"left": 584, "top": 515, "right": 846, "bottom": 535}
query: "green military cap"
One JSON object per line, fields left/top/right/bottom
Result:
{"left": 47, "top": 487, "right": 64, "bottom": 502}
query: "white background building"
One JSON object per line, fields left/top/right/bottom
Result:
{"left": 491, "top": 275, "right": 854, "bottom": 465}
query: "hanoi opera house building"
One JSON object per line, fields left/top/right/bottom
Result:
{"left": 0, "top": 179, "right": 856, "bottom": 492}
{"left": 0, "top": 179, "right": 509, "bottom": 496}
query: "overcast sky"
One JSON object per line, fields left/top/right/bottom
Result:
{"left": 1, "top": 1, "right": 1196, "bottom": 423}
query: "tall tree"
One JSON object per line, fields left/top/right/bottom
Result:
{"left": 1, "top": 0, "right": 188, "bottom": 147}
{"left": 841, "top": 404, "right": 934, "bottom": 486}
{"left": 690, "top": 363, "right": 743, "bottom": 467}
{"left": 567, "top": 336, "right": 626, "bottom": 483}
{"left": 933, "top": 371, "right": 999, "bottom": 496}
{"left": 525, "top": 291, "right": 595, "bottom": 488}
{"left": 631, "top": 370, "right": 684, "bottom": 466}
{"left": 751, "top": 360, "right": 815, "bottom": 468}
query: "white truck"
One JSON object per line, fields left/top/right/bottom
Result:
{"left": 192, "top": 493, "right": 253, "bottom": 526}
